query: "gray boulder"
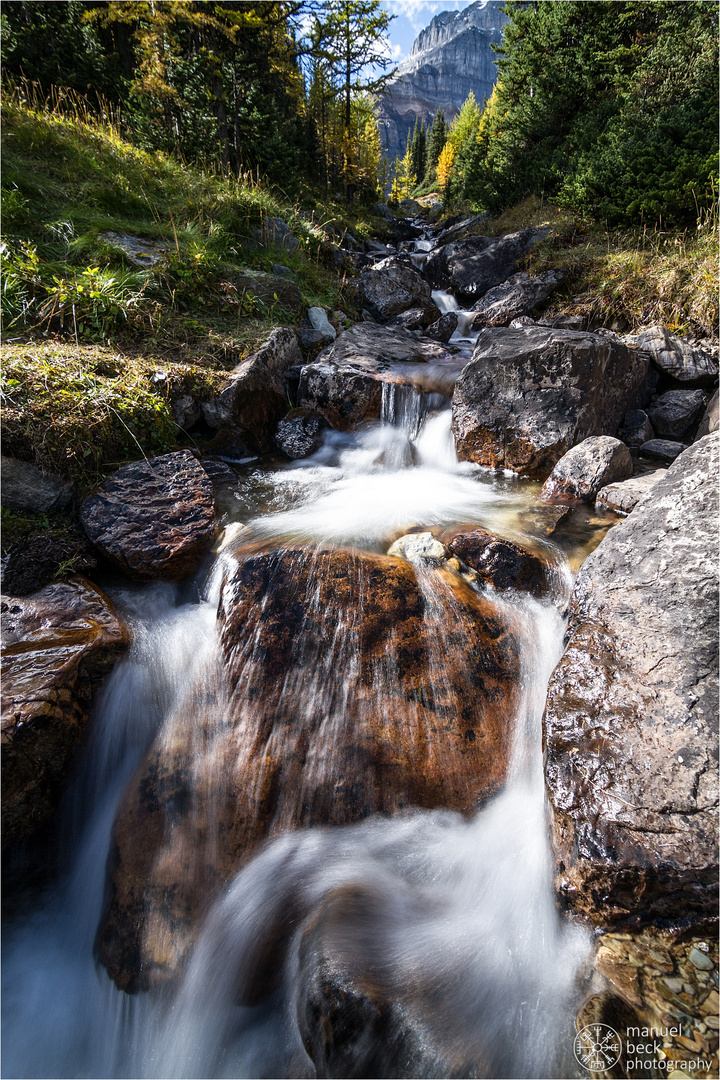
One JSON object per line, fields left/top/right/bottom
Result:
{"left": 298, "top": 324, "right": 449, "bottom": 430}
{"left": 539, "top": 437, "right": 633, "bottom": 504}
{"left": 424, "top": 228, "right": 550, "bottom": 305}
{"left": 638, "top": 439, "right": 685, "bottom": 463}
{"left": 544, "top": 432, "right": 719, "bottom": 927}
{"left": 297, "top": 327, "right": 327, "bottom": 360}
{"left": 202, "top": 328, "right": 302, "bottom": 451}
{"left": 646, "top": 389, "right": 706, "bottom": 440}
{"left": 424, "top": 312, "right": 459, "bottom": 342}
{"left": 470, "top": 270, "right": 564, "bottom": 327}
{"left": 637, "top": 326, "right": 718, "bottom": 389}
{"left": 595, "top": 470, "right": 667, "bottom": 515}
{"left": 451, "top": 327, "right": 649, "bottom": 478}
{"left": 618, "top": 409, "right": 654, "bottom": 448}
{"left": 390, "top": 304, "right": 441, "bottom": 331}
{"left": 1, "top": 457, "right": 73, "bottom": 514}
{"left": 696, "top": 389, "right": 719, "bottom": 440}
{"left": 360, "top": 257, "right": 434, "bottom": 322}
{"left": 274, "top": 409, "right": 327, "bottom": 459}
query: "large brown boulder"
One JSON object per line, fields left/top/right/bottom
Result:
{"left": 298, "top": 324, "right": 452, "bottom": 430}
{"left": 2, "top": 577, "right": 131, "bottom": 848}
{"left": 96, "top": 545, "right": 521, "bottom": 992}
{"left": 81, "top": 450, "right": 216, "bottom": 581}
{"left": 201, "top": 328, "right": 303, "bottom": 450}
{"left": 451, "top": 327, "right": 649, "bottom": 478}
{"left": 543, "top": 432, "right": 719, "bottom": 928}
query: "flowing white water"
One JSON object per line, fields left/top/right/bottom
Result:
{"left": 2, "top": 386, "right": 590, "bottom": 1078}
{"left": 431, "top": 287, "right": 481, "bottom": 344}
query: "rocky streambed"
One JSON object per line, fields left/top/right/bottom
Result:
{"left": 2, "top": 206, "right": 718, "bottom": 1080}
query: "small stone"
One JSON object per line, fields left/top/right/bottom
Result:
{"left": 667, "top": 1071, "right": 692, "bottom": 1079}
{"left": 387, "top": 532, "right": 447, "bottom": 564}
{"left": 446, "top": 557, "right": 462, "bottom": 572}
{"left": 676, "top": 1034, "right": 702, "bottom": 1052}
{"left": 700, "top": 990, "right": 719, "bottom": 1016}
{"left": 705, "top": 1016, "right": 720, "bottom": 1031}
{"left": 665, "top": 977, "right": 685, "bottom": 994}
{"left": 689, "top": 948, "right": 714, "bottom": 972}
{"left": 308, "top": 306, "right": 337, "bottom": 342}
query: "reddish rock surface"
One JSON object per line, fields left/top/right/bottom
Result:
{"left": 445, "top": 526, "right": 552, "bottom": 598}
{"left": 96, "top": 544, "right": 521, "bottom": 992}
{"left": 2, "top": 577, "right": 131, "bottom": 848}
{"left": 80, "top": 450, "right": 216, "bottom": 581}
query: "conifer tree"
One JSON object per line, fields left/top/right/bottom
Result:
{"left": 425, "top": 108, "right": 447, "bottom": 177}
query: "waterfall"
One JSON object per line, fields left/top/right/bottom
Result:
{"left": 3, "top": 227, "right": 593, "bottom": 1080}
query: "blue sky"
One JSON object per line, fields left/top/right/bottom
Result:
{"left": 381, "top": 0, "right": 473, "bottom": 65}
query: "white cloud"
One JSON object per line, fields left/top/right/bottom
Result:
{"left": 386, "top": 0, "right": 465, "bottom": 33}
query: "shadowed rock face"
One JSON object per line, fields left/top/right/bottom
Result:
{"left": 451, "top": 327, "right": 649, "bottom": 478}
{"left": 81, "top": 451, "right": 216, "bottom": 581}
{"left": 376, "top": 1, "right": 508, "bottom": 162}
{"left": 543, "top": 432, "right": 719, "bottom": 928}
{"left": 2, "top": 577, "right": 131, "bottom": 848}
{"left": 95, "top": 545, "right": 521, "bottom": 993}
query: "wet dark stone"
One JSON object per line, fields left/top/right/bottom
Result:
{"left": 274, "top": 408, "right": 328, "bottom": 459}
{"left": 2, "top": 577, "right": 131, "bottom": 850}
{"left": 446, "top": 526, "right": 552, "bottom": 599}
{"left": 80, "top": 450, "right": 216, "bottom": 581}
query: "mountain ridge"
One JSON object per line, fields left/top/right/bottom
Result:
{"left": 377, "top": 0, "right": 508, "bottom": 161}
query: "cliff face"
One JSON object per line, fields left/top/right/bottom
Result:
{"left": 376, "top": 0, "right": 508, "bottom": 162}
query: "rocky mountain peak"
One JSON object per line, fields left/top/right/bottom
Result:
{"left": 376, "top": 0, "right": 508, "bottom": 162}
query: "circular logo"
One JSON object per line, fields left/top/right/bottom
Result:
{"left": 574, "top": 1023, "right": 622, "bottom": 1072}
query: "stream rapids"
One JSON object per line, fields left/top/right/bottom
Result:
{"left": 2, "top": 236, "right": 597, "bottom": 1080}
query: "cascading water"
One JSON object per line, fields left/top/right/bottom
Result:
{"left": 2, "top": 346, "right": 593, "bottom": 1077}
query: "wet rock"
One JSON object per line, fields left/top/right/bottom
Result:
{"left": 298, "top": 324, "right": 449, "bottom": 431}
{"left": 637, "top": 326, "right": 719, "bottom": 389}
{"left": 539, "top": 437, "right": 633, "bottom": 504}
{"left": 595, "top": 470, "right": 667, "bottom": 515}
{"left": 470, "top": 270, "right": 564, "bottom": 327}
{"left": 544, "top": 433, "right": 719, "bottom": 927}
{"left": 639, "top": 439, "right": 685, "bottom": 463}
{"left": 646, "top": 390, "right": 706, "bottom": 440}
{"left": 97, "top": 545, "right": 521, "bottom": 992}
{"left": 274, "top": 408, "right": 328, "bottom": 459}
{"left": 424, "top": 312, "right": 459, "bottom": 342}
{"left": 695, "top": 390, "right": 718, "bottom": 441}
{"left": 452, "top": 327, "right": 648, "bottom": 478}
{"left": 228, "top": 271, "right": 303, "bottom": 315}
{"left": 390, "top": 303, "right": 442, "bottom": 331}
{"left": 308, "top": 306, "right": 336, "bottom": 342}
{"left": 360, "top": 258, "right": 434, "bottom": 323}
{"left": 618, "top": 408, "right": 655, "bottom": 448}
{"left": 1, "top": 457, "right": 73, "bottom": 514}
{"left": 2, "top": 577, "right": 131, "bottom": 848}
{"left": 446, "top": 527, "right": 552, "bottom": 599}
{"left": 387, "top": 532, "right": 447, "bottom": 564}
{"left": 202, "top": 328, "right": 303, "bottom": 450}
{"left": 424, "top": 228, "right": 550, "bottom": 305}
{"left": 80, "top": 450, "right": 216, "bottom": 581}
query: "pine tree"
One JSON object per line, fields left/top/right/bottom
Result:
{"left": 425, "top": 108, "right": 447, "bottom": 178}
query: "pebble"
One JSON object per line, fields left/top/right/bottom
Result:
{"left": 689, "top": 948, "right": 714, "bottom": 972}
{"left": 706, "top": 1016, "right": 720, "bottom": 1031}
